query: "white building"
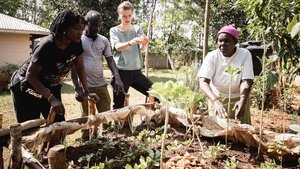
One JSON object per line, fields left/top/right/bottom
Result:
{"left": 0, "top": 13, "right": 49, "bottom": 66}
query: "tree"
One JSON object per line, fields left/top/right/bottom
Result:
{"left": 0, "top": 0, "right": 22, "bottom": 16}
{"left": 145, "top": 0, "right": 157, "bottom": 76}
{"left": 151, "top": 0, "right": 204, "bottom": 70}
{"left": 149, "top": 0, "right": 248, "bottom": 70}
{"left": 237, "top": 0, "right": 300, "bottom": 68}
{"left": 194, "top": 0, "right": 248, "bottom": 44}
{"left": 76, "top": 0, "right": 141, "bottom": 38}
{"left": 287, "top": 14, "right": 300, "bottom": 40}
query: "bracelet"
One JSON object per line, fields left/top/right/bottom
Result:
{"left": 47, "top": 94, "right": 54, "bottom": 102}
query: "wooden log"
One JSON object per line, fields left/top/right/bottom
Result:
{"left": 124, "top": 93, "right": 130, "bottom": 106}
{"left": 47, "top": 130, "right": 64, "bottom": 151}
{"left": 46, "top": 107, "right": 56, "bottom": 126}
{"left": 0, "top": 113, "right": 3, "bottom": 169}
{"left": 43, "top": 107, "right": 58, "bottom": 155}
{"left": 22, "top": 146, "right": 45, "bottom": 169}
{"left": 88, "top": 100, "right": 97, "bottom": 140}
{"left": 9, "top": 124, "right": 22, "bottom": 169}
{"left": 47, "top": 144, "right": 66, "bottom": 169}
{"left": 0, "top": 119, "right": 46, "bottom": 138}
{"left": 23, "top": 104, "right": 165, "bottom": 150}
{"left": 22, "top": 104, "right": 154, "bottom": 149}
{"left": 147, "top": 95, "right": 155, "bottom": 110}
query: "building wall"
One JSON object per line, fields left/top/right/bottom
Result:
{"left": 148, "top": 53, "right": 169, "bottom": 69}
{"left": 0, "top": 33, "right": 31, "bottom": 66}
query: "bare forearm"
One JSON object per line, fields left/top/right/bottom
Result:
{"left": 71, "top": 67, "right": 81, "bottom": 91}
{"left": 27, "top": 75, "right": 52, "bottom": 99}
{"left": 199, "top": 78, "right": 218, "bottom": 101}
{"left": 115, "top": 41, "right": 132, "bottom": 51}
{"left": 75, "top": 56, "right": 89, "bottom": 94}
{"left": 26, "top": 62, "right": 52, "bottom": 100}
{"left": 240, "top": 79, "right": 253, "bottom": 97}
{"left": 106, "top": 56, "right": 120, "bottom": 76}
{"left": 239, "top": 79, "right": 253, "bottom": 103}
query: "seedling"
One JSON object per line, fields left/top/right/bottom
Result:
{"left": 258, "top": 160, "right": 279, "bottom": 169}
{"left": 202, "top": 142, "right": 228, "bottom": 159}
{"left": 224, "top": 65, "right": 242, "bottom": 146}
{"left": 225, "top": 156, "right": 238, "bottom": 169}
{"left": 267, "top": 141, "right": 287, "bottom": 167}
{"left": 78, "top": 153, "right": 94, "bottom": 168}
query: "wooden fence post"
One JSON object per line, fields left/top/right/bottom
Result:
{"left": 124, "top": 94, "right": 130, "bottom": 106}
{"left": 88, "top": 100, "right": 97, "bottom": 140}
{"left": 47, "top": 144, "right": 66, "bottom": 169}
{"left": 46, "top": 107, "right": 64, "bottom": 150}
{"left": 9, "top": 124, "right": 22, "bottom": 169}
{"left": 147, "top": 95, "right": 155, "bottom": 110}
{"left": 46, "top": 107, "right": 56, "bottom": 127}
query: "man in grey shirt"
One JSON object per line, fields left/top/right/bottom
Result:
{"left": 72, "top": 10, "right": 124, "bottom": 140}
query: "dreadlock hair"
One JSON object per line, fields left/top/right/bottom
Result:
{"left": 50, "top": 10, "right": 84, "bottom": 37}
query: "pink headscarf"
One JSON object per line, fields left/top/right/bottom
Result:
{"left": 218, "top": 25, "right": 239, "bottom": 40}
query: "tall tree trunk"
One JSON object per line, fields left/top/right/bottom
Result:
{"left": 166, "top": 52, "right": 175, "bottom": 70}
{"left": 203, "top": 0, "right": 210, "bottom": 60}
{"left": 145, "top": 0, "right": 157, "bottom": 76}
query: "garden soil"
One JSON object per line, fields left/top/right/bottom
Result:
{"left": 23, "top": 78, "right": 296, "bottom": 169}
{"left": 55, "top": 83, "right": 300, "bottom": 169}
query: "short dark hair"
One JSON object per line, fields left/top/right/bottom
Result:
{"left": 50, "top": 10, "right": 84, "bottom": 37}
{"left": 84, "top": 10, "right": 102, "bottom": 23}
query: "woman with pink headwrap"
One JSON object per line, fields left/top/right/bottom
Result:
{"left": 198, "top": 25, "right": 254, "bottom": 124}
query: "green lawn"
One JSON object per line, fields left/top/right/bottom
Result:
{"left": 0, "top": 91, "right": 16, "bottom": 127}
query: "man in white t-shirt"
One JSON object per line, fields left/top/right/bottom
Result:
{"left": 71, "top": 10, "right": 124, "bottom": 140}
{"left": 198, "top": 25, "right": 254, "bottom": 124}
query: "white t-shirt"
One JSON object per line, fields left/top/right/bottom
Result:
{"left": 81, "top": 34, "right": 113, "bottom": 87}
{"left": 198, "top": 48, "right": 254, "bottom": 98}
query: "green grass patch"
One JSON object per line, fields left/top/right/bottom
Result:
{"left": 147, "top": 69, "right": 176, "bottom": 83}
{"left": 0, "top": 91, "right": 16, "bottom": 127}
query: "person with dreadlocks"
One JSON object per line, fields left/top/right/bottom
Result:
{"left": 9, "top": 10, "right": 99, "bottom": 123}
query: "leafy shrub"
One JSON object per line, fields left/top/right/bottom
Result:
{"left": 0, "top": 64, "right": 19, "bottom": 91}
{"left": 251, "top": 69, "right": 278, "bottom": 110}
{"left": 251, "top": 55, "right": 279, "bottom": 110}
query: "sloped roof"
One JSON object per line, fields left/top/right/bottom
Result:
{"left": 0, "top": 13, "right": 49, "bottom": 35}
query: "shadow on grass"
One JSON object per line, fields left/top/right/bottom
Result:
{"left": 62, "top": 82, "right": 75, "bottom": 94}
{"left": 149, "top": 76, "right": 175, "bottom": 83}
{"left": 0, "top": 90, "right": 11, "bottom": 96}
{"left": 61, "top": 68, "right": 176, "bottom": 94}
{"left": 0, "top": 83, "right": 75, "bottom": 95}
